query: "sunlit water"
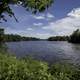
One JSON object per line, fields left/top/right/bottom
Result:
{"left": 6, "top": 41, "right": 80, "bottom": 64}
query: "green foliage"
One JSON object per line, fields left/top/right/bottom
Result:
{"left": 68, "top": 29, "right": 80, "bottom": 43}
{"left": 49, "top": 63, "right": 76, "bottom": 80}
{"left": 0, "top": 0, "right": 53, "bottom": 22}
{"left": 0, "top": 0, "right": 18, "bottom": 22}
{"left": 0, "top": 52, "right": 80, "bottom": 80}
{"left": 23, "top": 0, "right": 53, "bottom": 13}
{"left": 0, "top": 53, "right": 53, "bottom": 80}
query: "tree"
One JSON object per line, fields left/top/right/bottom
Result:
{"left": 0, "top": 0, "right": 53, "bottom": 22}
{"left": 0, "top": 28, "right": 4, "bottom": 42}
{"left": 68, "top": 29, "right": 80, "bottom": 43}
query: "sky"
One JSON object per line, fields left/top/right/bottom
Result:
{"left": 0, "top": 0, "right": 80, "bottom": 39}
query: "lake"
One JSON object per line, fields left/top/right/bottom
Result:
{"left": 6, "top": 41, "right": 80, "bottom": 64}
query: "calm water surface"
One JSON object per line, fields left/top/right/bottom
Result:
{"left": 6, "top": 41, "right": 80, "bottom": 64}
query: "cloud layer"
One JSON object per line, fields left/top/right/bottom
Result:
{"left": 42, "top": 8, "right": 80, "bottom": 36}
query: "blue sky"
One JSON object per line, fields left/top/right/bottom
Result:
{"left": 0, "top": 0, "right": 80, "bottom": 39}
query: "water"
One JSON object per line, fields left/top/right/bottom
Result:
{"left": 6, "top": 41, "right": 80, "bottom": 64}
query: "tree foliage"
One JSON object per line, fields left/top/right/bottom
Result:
{"left": 0, "top": 0, "right": 53, "bottom": 22}
{"left": 4, "top": 34, "right": 40, "bottom": 42}
{"left": 48, "top": 36, "right": 68, "bottom": 41}
{"left": 0, "top": 28, "right": 4, "bottom": 42}
{"left": 68, "top": 29, "right": 80, "bottom": 43}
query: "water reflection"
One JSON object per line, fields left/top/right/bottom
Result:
{"left": 6, "top": 41, "right": 80, "bottom": 64}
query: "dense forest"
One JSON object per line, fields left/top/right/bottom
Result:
{"left": 4, "top": 34, "right": 40, "bottom": 42}
{"left": 48, "top": 36, "right": 68, "bottom": 41}
{"left": 68, "top": 29, "right": 80, "bottom": 43}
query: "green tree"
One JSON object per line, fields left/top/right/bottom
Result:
{"left": 0, "top": 0, "right": 53, "bottom": 22}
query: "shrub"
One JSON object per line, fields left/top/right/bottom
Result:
{"left": 0, "top": 53, "right": 80, "bottom": 80}
{"left": 0, "top": 53, "right": 54, "bottom": 80}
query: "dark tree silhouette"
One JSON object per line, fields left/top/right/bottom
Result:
{"left": 0, "top": 28, "right": 4, "bottom": 42}
{"left": 68, "top": 29, "right": 80, "bottom": 43}
{"left": 48, "top": 36, "right": 68, "bottom": 41}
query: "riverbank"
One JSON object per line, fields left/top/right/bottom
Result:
{"left": 0, "top": 52, "right": 80, "bottom": 80}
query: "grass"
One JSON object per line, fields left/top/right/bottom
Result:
{"left": 0, "top": 52, "right": 80, "bottom": 80}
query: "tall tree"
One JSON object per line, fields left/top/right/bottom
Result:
{"left": 68, "top": 29, "right": 80, "bottom": 43}
{"left": 0, "top": 28, "right": 4, "bottom": 42}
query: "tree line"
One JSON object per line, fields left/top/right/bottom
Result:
{"left": 0, "top": 28, "right": 40, "bottom": 42}
{"left": 48, "top": 36, "right": 69, "bottom": 41}
{"left": 48, "top": 29, "right": 80, "bottom": 43}
{"left": 0, "top": 28, "right": 80, "bottom": 43}
{"left": 4, "top": 34, "right": 40, "bottom": 42}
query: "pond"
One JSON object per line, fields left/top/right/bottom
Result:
{"left": 6, "top": 41, "right": 80, "bottom": 64}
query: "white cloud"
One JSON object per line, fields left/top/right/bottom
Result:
{"left": 36, "top": 33, "right": 51, "bottom": 36}
{"left": 68, "top": 8, "right": 80, "bottom": 18}
{"left": 36, "top": 33, "right": 51, "bottom": 39}
{"left": 26, "top": 28, "right": 33, "bottom": 31}
{"left": 42, "top": 8, "right": 80, "bottom": 36}
{"left": 33, "top": 23, "right": 43, "bottom": 26}
{"left": 33, "top": 15, "right": 45, "bottom": 20}
{"left": 46, "top": 13, "right": 54, "bottom": 18}
{"left": 32, "top": 13, "right": 54, "bottom": 20}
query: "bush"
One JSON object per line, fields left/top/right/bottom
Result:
{"left": 0, "top": 53, "right": 54, "bottom": 80}
{"left": 0, "top": 53, "right": 80, "bottom": 80}
{"left": 49, "top": 63, "right": 77, "bottom": 80}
